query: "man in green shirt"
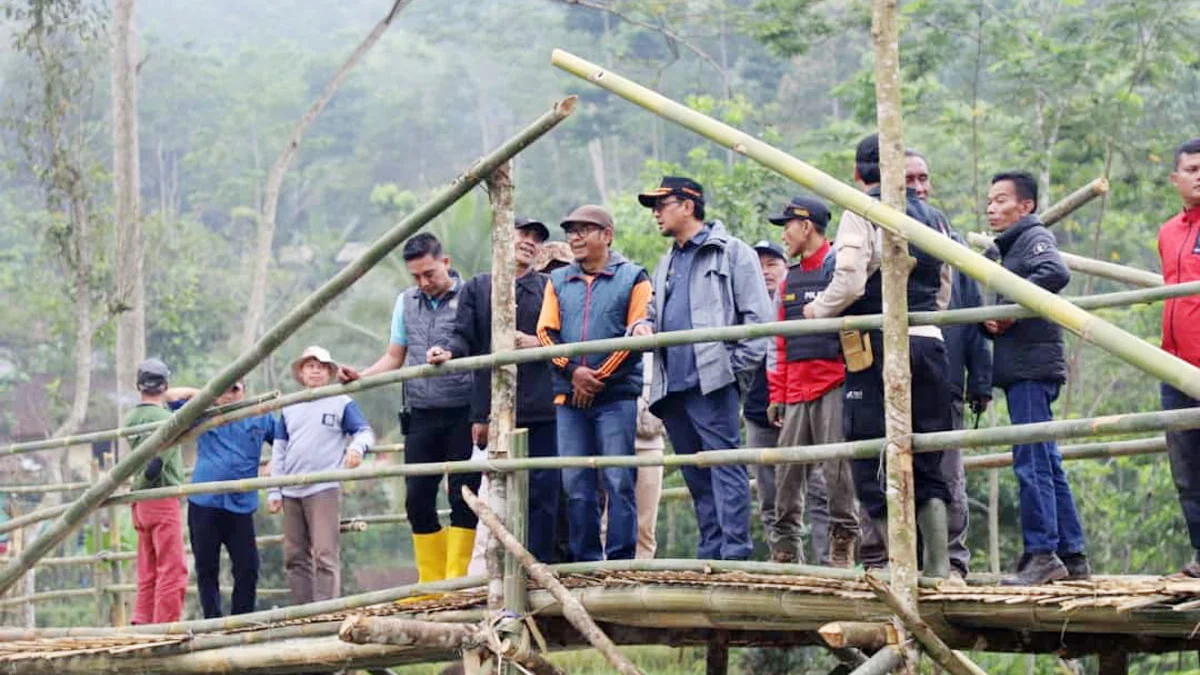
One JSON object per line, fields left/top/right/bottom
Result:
{"left": 123, "top": 358, "right": 189, "bottom": 624}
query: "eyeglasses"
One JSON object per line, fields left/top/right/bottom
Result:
{"left": 652, "top": 198, "right": 682, "bottom": 213}
{"left": 563, "top": 223, "right": 602, "bottom": 239}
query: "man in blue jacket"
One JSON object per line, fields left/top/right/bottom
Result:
{"left": 171, "top": 381, "right": 275, "bottom": 618}
{"left": 983, "top": 171, "right": 1089, "bottom": 585}
{"left": 632, "top": 176, "right": 774, "bottom": 561}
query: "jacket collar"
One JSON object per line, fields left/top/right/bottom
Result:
{"left": 566, "top": 250, "right": 630, "bottom": 281}
{"left": 994, "top": 214, "right": 1042, "bottom": 255}
{"left": 699, "top": 220, "right": 731, "bottom": 250}
{"left": 418, "top": 270, "right": 462, "bottom": 303}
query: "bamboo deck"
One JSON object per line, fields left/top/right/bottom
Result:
{"left": 5, "top": 570, "right": 1200, "bottom": 673}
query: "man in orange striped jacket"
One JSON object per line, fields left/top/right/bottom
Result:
{"left": 537, "top": 204, "right": 652, "bottom": 562}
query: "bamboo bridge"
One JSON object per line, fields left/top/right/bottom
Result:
{"left": 0, "top": 51, "right": 1197, "bottom": 675}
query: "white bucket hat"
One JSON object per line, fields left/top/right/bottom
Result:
{"left": 291, "top": 345, "right": 338, "bottom": 384}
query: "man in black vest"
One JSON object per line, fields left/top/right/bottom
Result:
{"left": 766, "top": 196, "right": 860, "bottom": 567}
{"left": 426, "top": 218, "right": 559, "bottom": 564}
{"left": 803, "top": 134, "right": 954, "bottom": 577}
{"left": 338, "top": 233, "right": 479, "bottom": 584}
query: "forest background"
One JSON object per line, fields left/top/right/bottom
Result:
{"left": 0, "top": 0, "right": 1197, "bottom": 672}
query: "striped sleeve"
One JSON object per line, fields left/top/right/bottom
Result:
{"left": 596, "top": 273, "right": 652, "bottom": 379}
{"left": 536, "top": 278, "right": 570, "bottom": 370}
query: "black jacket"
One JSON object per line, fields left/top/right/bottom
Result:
{"left": 983, "top": 215, "right": 1070, "bottom": 389}
{"left": 743, "top": 364, "right": 770, "bottom": 426}
{"left": 443, "top": 270, "right": 556, "bottom": 426}
{"left": 931, "top": 211, "right": 992, "bottom": 400}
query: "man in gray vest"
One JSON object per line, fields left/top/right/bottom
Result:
{"left": 339, "top": 232, "right": 478, "bottom": 584}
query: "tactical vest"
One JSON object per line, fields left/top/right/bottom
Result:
{"left": 781, "top": 253, "right": 841, "bottom": 361}
{"left": 844, "top": 195, "right": 944, "bottom": 316}
{"left": 401, "top": 282, "right": 474, "bottom": 410}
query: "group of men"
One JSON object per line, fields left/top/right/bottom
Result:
{"left": 124, "top": 135, "right": 1200, "bottom": 624}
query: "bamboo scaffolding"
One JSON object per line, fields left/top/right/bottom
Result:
{"left": 2, "top": 280, "right": 1195, "bottom": 468}
{"left": 549, "top": 49, "right": 1200, "bottom": 402}
{"left": 849, "top": 646, "right": 904, "bottom": 675}
{"left": 463, "top": 486, "right": 646, "bottom": 675}
{"left": 966, "top": 232, "right": 1163, "bottom": 288}
{"left": 1, "top": 410, "right": 1193, "bottom": 537}
{"left": 1039, "top": 178, "right": 1109, "bottom": 227}
{"left": 0, "top": 97, "right": 579, "bottom": 595}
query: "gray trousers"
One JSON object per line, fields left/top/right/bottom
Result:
{"left": 748, "top": 419, "right": 830, "bottom": 564}
{"left": 283, "top": 488, "right": 341, "bottom": 604}
{"left": 859, "top": 397, "right": 971, "bottom": 573}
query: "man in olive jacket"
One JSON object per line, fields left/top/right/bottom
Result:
{"left": 982, "top": 170, "right": 1089, "bottom": 586}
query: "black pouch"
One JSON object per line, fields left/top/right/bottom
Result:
{"left": 398, "top": 410, "right": 411, "bottom": 435}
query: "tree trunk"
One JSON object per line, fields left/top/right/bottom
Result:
{"left": 112, "top": 0, "right": 144, "bottom": 435}
{"left": 240, "top": 0, "right": 411, "bottom": 354}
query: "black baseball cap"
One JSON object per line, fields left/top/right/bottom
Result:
{"left": 767, "top": 196, "right": 831, "bottom": 231}
{"left": 753, "top": 240, "right": 787, "bottom": 261}
{"left": 514, "top": 217, "right": 550, "bottom": 242}
{"left": 637, "top": 176, "right": 705, "bottom": 208}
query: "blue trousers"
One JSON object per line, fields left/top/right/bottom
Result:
{"left": 1162, "top": 384, "right": 1200, "bottom": 554}
{"left": 659, "top": 385, "right": 752, "bottom": 560}
{"left": 557, "top": 399, "right": 638, "bottom": 561}
{"left": 1006, "top": 380, "right": 1086, "bottom": 555}
{"left": 524, "top": 421, "right": 560, "bottom": 563}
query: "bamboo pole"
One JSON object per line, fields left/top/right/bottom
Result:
{"left": 337, "top": 615, "right": 480, "bottom": 649}
{"left": 463, "top": 485, "right": 646, "bottom": 675}
{"left": 105, "top": 452, "right": 125, "bottom": 627}
{"left": 1040, "top": 178, "right": 1110, "bottom": 227}
{"left": 988, "top": 470, "right": 1000, "bottom": 575}
{"left": 706, "top": 631, "right": 729, "bottom": 675}
{"left": 548, "top": 49, "right": 1200, "bottom": 402}
{"left": 503, "top": 430, "right": 530, "bottom": 662}
{"left": 871, "top": 4, "right": 920, "bottom": 653}
{"left": 849, "top": 646, "right": 905, "bottom": 675}
{"left": 3, "top": 280, "right": 1196, "bottom": 468}
{"left": 2, "top": 411, "right": 1194, "bottom": 537}
{"left": 819, "top": 622, "right": 895, "bottom": 651}
{"left": 966, "top": 232, "right": 1163, "bottom": 288}
{"left": 89, "top": 458, "right": 107, "bottom": 625}
{"left": 865, "top": 575, "right": 988, "bottom": 675}
{"left": 0, "top": 97, "right": 578, "bottom": 595}
{"left": 964, "top": 436, "right": 1165, "bottom": 470}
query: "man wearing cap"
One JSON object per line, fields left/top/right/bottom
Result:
{"left": 271, "top": 346, "right": 374, "bottom": 604}
{"left": 123, "top": 358, "right": 191, "bottom": 624}
{"left": 631, "top": 176, "right": 773, "bottom": 562}
{"left": 537, "top": 204, "right": 652, "bottom": 562}
{"left": 802, "top": 134, "right": 954, "bottom": 577}
{"left": 427, "top": 217, "right": 560, "bottom": 566}
{"left": 746, "top": 239, "right": 832, "bottom": 564}
{"left": 896, "top": 149, "right": 992, "bottom": 580}
{"left": 167, "top": 379, "right": 276, "bottom": 618}
{"left": 765, "top": 196, "right": 861, "bottom": 566}
{"left": 339, "top": 232, "right": 478, "bottom": 585}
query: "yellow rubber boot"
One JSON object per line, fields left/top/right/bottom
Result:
{"left": 445, "top": 526, "right": 477, "bottom": 579}
{"left": 397, "top": 529, "right": 447, "bottom": 605}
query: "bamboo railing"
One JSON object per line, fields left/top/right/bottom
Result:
{"left": 966, "top": 231, "right": 1164, "bottom": 288}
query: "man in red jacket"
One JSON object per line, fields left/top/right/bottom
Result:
{"left": 765, "top": 196, "right": 859, "bottom": 567}
{"left": 1159, "top": 137, "right": 1200, "bottom": 577}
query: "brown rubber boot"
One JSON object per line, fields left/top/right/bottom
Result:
{"left": 828, "top": 530, "right": 858, "bottom": 569}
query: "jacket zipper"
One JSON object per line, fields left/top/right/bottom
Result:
{"left": 1170, "top": 221, "right": 1197, "bottom": 352}
{"left": 580, "top": 277, "right": 594, "bottom": 367}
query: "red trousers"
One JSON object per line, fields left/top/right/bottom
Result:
{"left": 131, "top": 498, "right": 188, "bottom": 624}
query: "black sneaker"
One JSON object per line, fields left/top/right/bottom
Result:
{"left": 1001, "top": 553, "right": 1068, "bottom": 586}
{"left": 1059, "top": 552, "right": 1091, "bottom": 580}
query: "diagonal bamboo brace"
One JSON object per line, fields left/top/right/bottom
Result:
{"left": 864, "top": 575, "right": 988, "bottom": 675}
{"left": 549, "top": 48, "right": 1200, "bottom": 401}
{"left": 462, "top": 485, "right": 645, "bottom": 675}
{"left": 0, "top": 96, "right": 578, "bottom": 596}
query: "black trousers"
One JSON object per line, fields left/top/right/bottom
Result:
{"left": 187, "top": 503, "right": 259, "bottom": 619}
{"left": 404, "top": 406, "right": 479, "bottom": 534}
{"left": 846, "top": 331, "right": 952, "bottom": 519}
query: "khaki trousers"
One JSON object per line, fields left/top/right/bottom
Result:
{"left": 283, "top": 488, "right": 341, "bottom": 604}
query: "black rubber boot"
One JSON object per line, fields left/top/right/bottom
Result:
{"left": 1059, "top": 552, "right": 1091, "bottom": 580}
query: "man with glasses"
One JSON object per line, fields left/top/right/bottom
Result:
{"left": 165, "top": 380, "right": 277, "bottom": 618}
{"left": 537, "top": 205, "right": 652, "bottom": 561}
{"left": 632, "top": 176, "right": 773, "bottom": 561}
